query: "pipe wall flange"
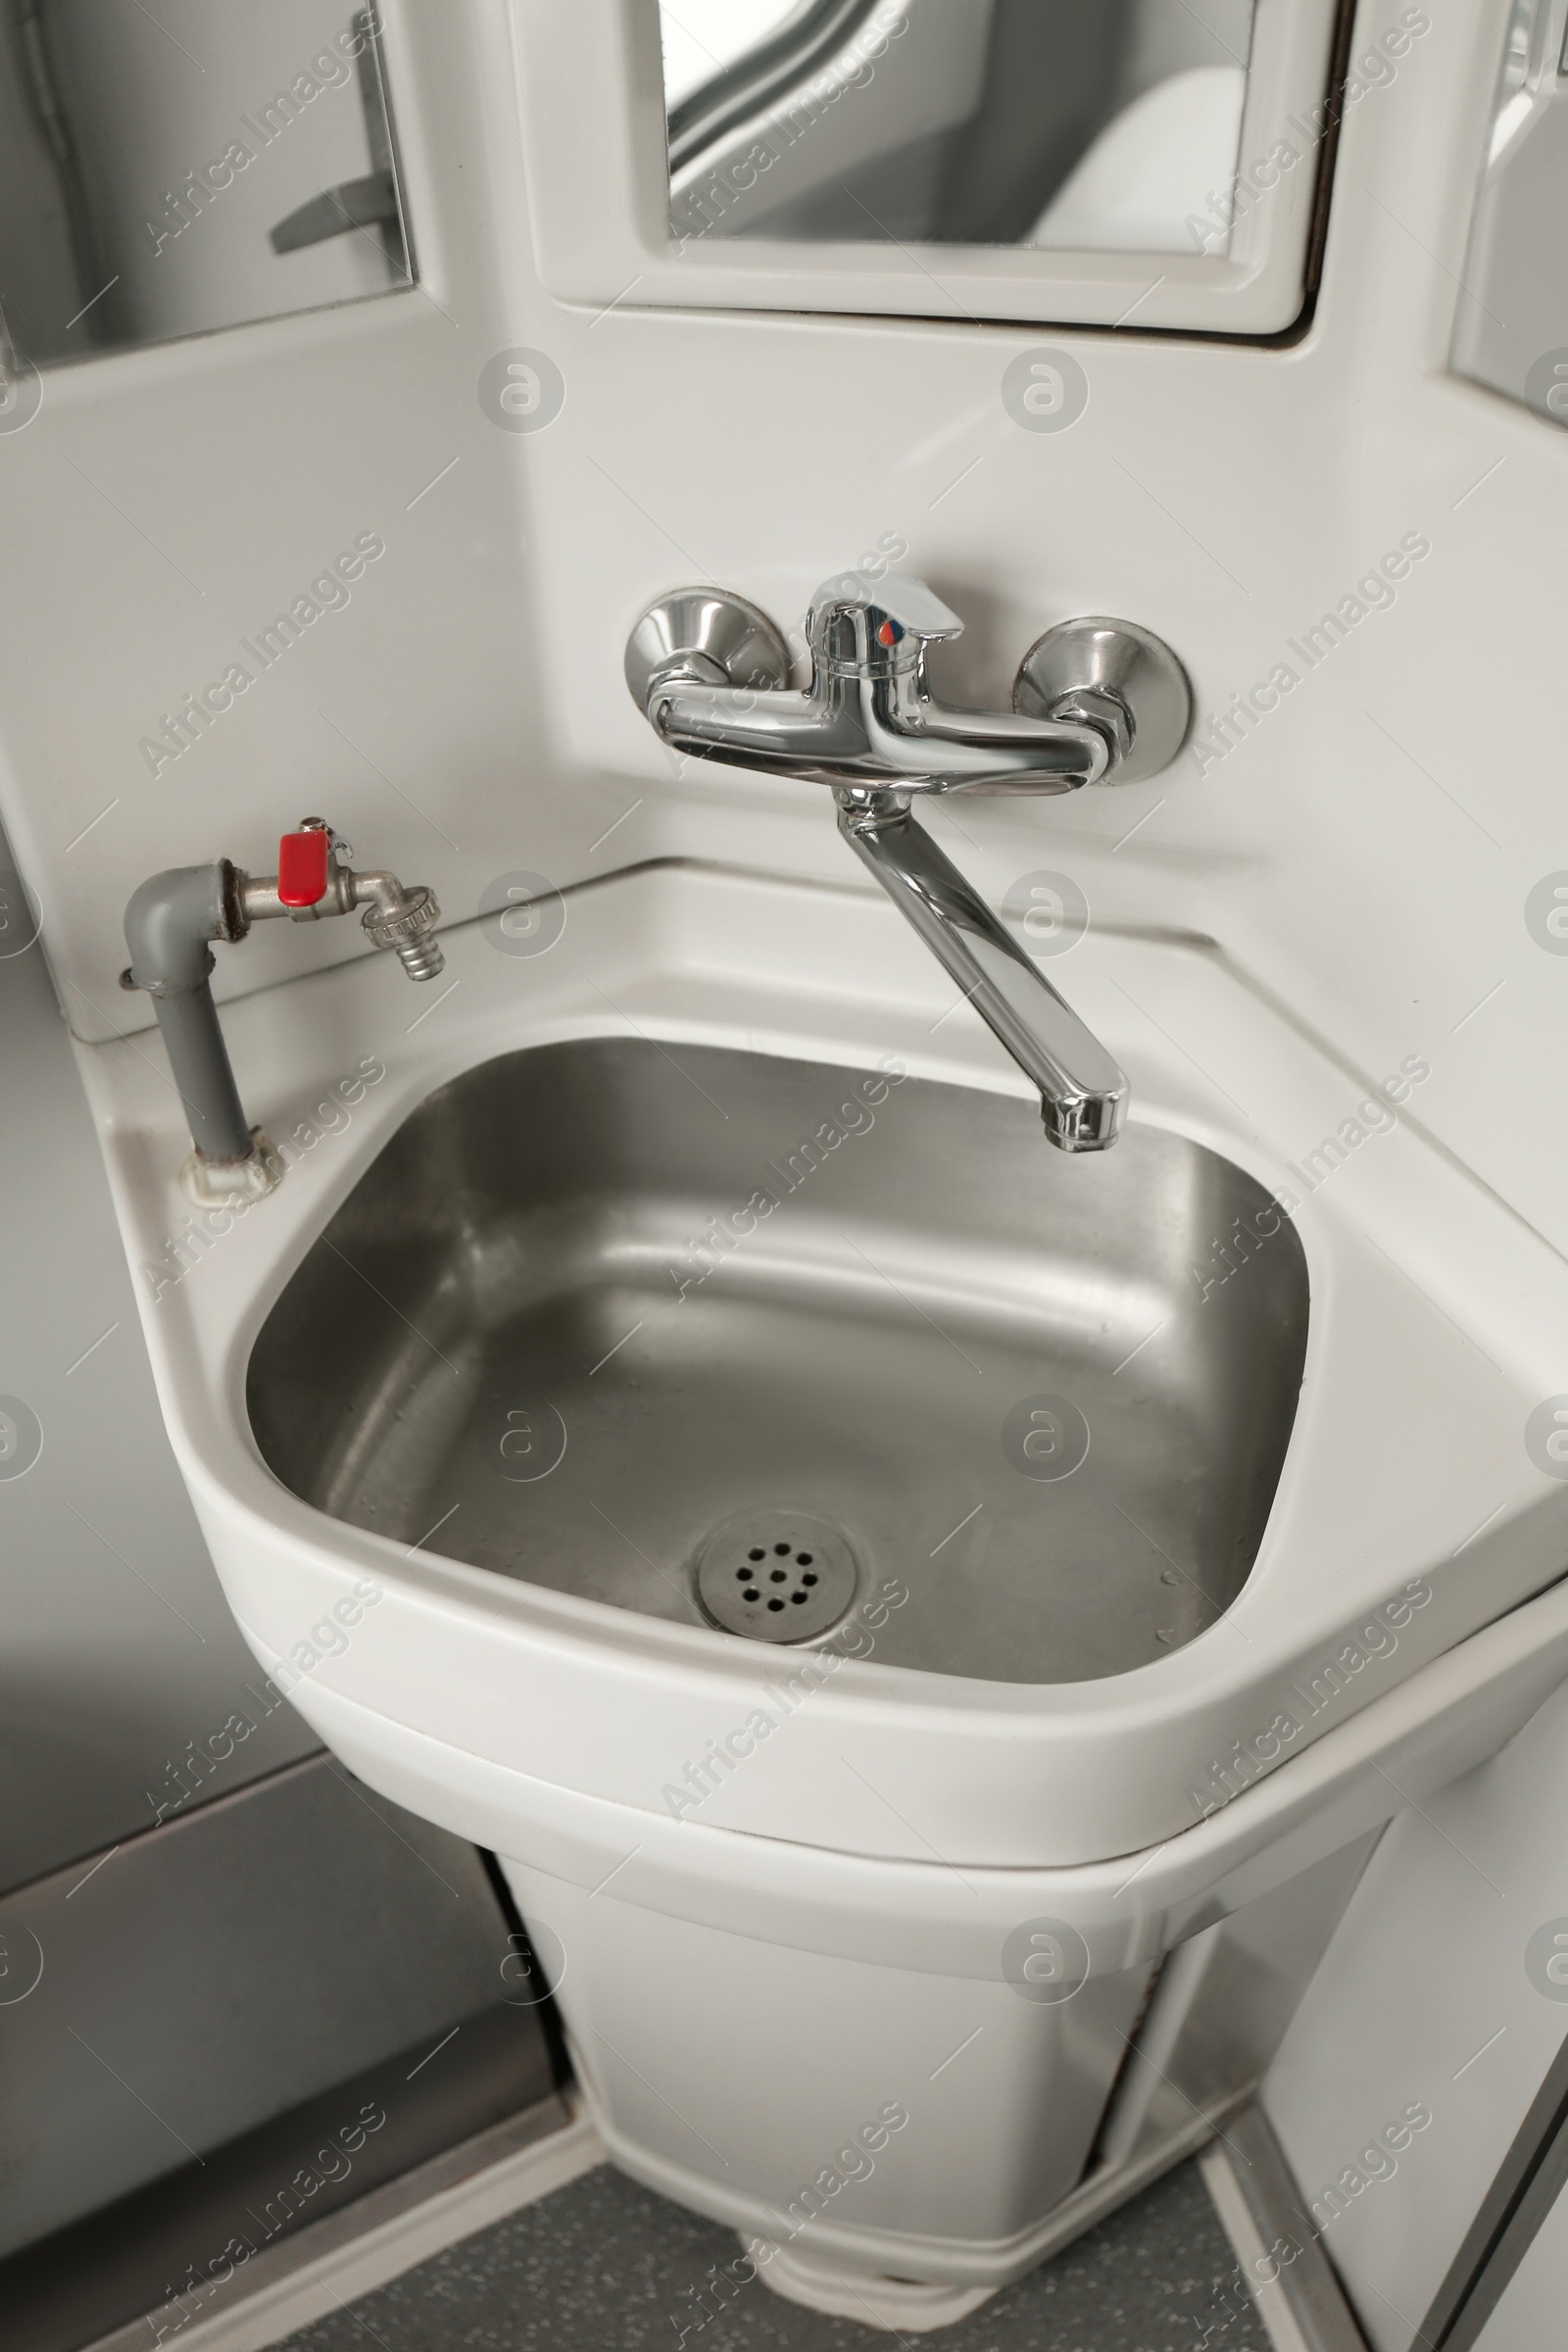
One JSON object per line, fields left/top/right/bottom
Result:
{"left": 625, "top": 588, "right": 793, "bottom": 712}
{"left": 180, "top": 1129, "right": 285, "bottom": 1208}
{"left": 1013, "top": 617, "right": 1192, "bottom": 785}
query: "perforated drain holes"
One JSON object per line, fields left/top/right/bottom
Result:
{"left": 693, "top": 1508, "right": 859, "bottom": 1643}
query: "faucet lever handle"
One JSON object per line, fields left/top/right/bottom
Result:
{"left": 813, "top": 570, "right": 962, "bottom": 638}
{"left": 276, "top": 824, "right": 331, "bottom": 907}
{"left": 808, "top": 570, "right": 962, "bottom": 668}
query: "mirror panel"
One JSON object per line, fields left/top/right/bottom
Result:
{"left": 0, "top": 1, "right": 413, "bottom": 375}
{"left": 662, "top": 0, "right": 1257, "bottom": 254}
{"left": 1451, "top": 0, "right": 1568, "bottom": 426}
{"left": 662, "top": 1, "right": 808, "bottom": 108}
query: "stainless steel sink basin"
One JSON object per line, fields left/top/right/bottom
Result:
{"left": 247, "top": 1038, "right": 1308, "bottom": 1684}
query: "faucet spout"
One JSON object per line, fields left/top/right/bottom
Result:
{"left": 837, "top": 791, "right": 1128, "bottom": 1152}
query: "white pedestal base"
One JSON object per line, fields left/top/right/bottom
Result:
{"left": 756, "top": 2239, "right": 1000, "bottom": 2333}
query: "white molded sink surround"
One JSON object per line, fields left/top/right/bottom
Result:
{"left": 75, "top": 858, "right": 1568, "bottom": 2288}
{"left": 77, "top": 862, "right": 1568, "bottom": 1876}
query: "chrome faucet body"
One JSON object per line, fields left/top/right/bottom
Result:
{"left": 123, "top": 818, "right": 442, "bottom": 1204}
{"left": 626, "top": 575, "right": 1190, "bottom": 1152}
{"left": 640, "top": 575, "right": 1114, "bottom": 794}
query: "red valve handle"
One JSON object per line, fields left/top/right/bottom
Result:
{"left": 276, "top": 827, "right": 330, "bottom": 907}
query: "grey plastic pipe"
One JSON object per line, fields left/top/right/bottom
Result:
{"left": 122, "top": 862, "right": 252, "bottom": 1163}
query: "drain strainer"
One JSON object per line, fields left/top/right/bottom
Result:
{"left": 694, "top": 1508, "right": 859, "bottom": 1643}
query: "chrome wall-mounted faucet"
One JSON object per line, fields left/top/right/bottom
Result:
{"left": 626, "top": 575, "right": 1191, "bottom": 1152}
{"left": 123, "top": 818, "right": 442, "bottom": 1205}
